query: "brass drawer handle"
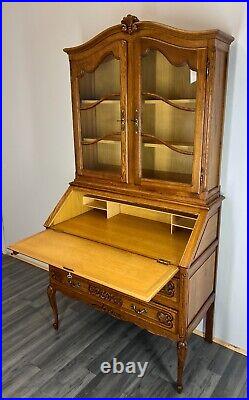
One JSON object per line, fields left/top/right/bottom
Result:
{"left": 131, "top": 304, "right": 147, "bottom": 315}
{"left": 67, "top": 272, "right": 72, "bottom": 279}
{"left": 68, "top": 280, "right": 81, "bottom": 288}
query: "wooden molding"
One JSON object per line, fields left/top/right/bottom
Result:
{"left": 193, "top": 329, "right": 247, "bottom": 356}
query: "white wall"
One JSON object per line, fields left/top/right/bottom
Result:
{"left": 3, "top": 2, "right": 247, "bottom": 350}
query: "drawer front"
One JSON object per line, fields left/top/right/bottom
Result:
{"left": 50, "top": 267, "right": 178, "bottom": 335}
{"left": 50, "top": 266, "right": 88, "bottom": 292}
{"left": 123, "top": 298, "right": 178, "bottom": 334}
{"left": 153, "top": 278, "right": 179, "bottom": 307}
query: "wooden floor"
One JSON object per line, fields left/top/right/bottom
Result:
{"left": 2, "top": 255, "right": 247, "bottom": 398}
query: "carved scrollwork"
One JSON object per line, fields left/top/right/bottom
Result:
{"left": 121, "top": 14, "right": 139, "bottom": 34}
{"left": 50, "top": 268, "right": 56, "bottom": 280}
{"left": 88, "top": 284, "right": 123, "bottom": 307}
{"left": 141, "top": 39, "right": 197, "bottom": 71}
{"left": 157, "top": 311, "right": 174, "bottom": 329}
{"left": 165, "top": 281, "right": 175, "bottom": 298}
{"left": 73, "top": 44, "right": 121, "bottom": 77}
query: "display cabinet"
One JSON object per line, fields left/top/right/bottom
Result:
{"left": 67, "top": 15, "right": 233, "bottom": 204}
{"left": 9, "top": 16, "right": 234, "bottom": 392}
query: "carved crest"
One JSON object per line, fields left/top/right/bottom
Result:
{"left": 121, "top": 14, "right": 139, "bottom": 34}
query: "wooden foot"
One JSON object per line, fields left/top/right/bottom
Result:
{"left": 176, "top": 384, "right": 183, "bottom": 394}
{"left": 47, "top": 284, "right": 58, "bottom": 330}
{"left": 205, "top": 302, "right": 214, "bottom": 343}
{"left": 177, "top": 340, "right": 187, "bottom": 392}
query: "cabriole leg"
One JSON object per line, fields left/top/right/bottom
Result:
{"left": 205, "top": 302, "right": 214, "bottom": 343}
{"left": 176, "top": 340, "right": 187, "bottom": 393}
{"left": 47, "top": 284, "right": 58, "bottom": 330}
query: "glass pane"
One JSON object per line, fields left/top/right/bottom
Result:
{"left": 141, "top": 49, "right": 197, "bottom": 184}
{"left": 79, "top": 54, "right": 121, "bottom": 175}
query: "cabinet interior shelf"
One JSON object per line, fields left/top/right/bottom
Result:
{"left": 82, "top": 136, "right": 193, "bottom": 147}
{"left": 80, "top": 98, "right": 196, "bottom": 109}
{"left": 82, "top": 198, "right": 107, "bottom": 211}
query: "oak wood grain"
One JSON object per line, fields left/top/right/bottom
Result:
{"left": 8, "top": 230, "right": 178, "bottom": 302}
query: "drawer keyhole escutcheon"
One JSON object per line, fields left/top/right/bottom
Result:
{"left": 131, "top": 304, "right": 147, "bottom": 315}
{"left": 66, "top": 272, "right": 80, "bottom": 288}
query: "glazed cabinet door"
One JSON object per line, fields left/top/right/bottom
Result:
{"left": 133, "top": 38, "right": 207, "bottom": 193}
{"left": 70, "top": 39, "right": 128, "bottom": 182}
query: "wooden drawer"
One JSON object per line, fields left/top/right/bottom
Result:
{"left": 50, "top": 267, "right": 124, "bottom": 309}
{"left": 122, "top": 298, "right": 178, "bottom": 334}
{"left": 153, "top": 278, "right": 179, "bottom": 307}
{"left": 50, "top": 266, "right": 88, "bottom": 292}
{"left": 50, "top": 267, "right": 178, "bottom": 335}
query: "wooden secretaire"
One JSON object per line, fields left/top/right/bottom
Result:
{"left": 9, "top": 15, "right": 234, "bottom": 392}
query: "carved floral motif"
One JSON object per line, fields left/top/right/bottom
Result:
{"left": 157, "top": 311, "right": 174, "bottom": 329}
{"left": 89, "top": 284, "right": 123, "bottom": 306}
{"left": 121, "top": 14, "right": 139, "bottom": 34}
{"left": 165, "top": 281, "right": 175, "bottom": 298}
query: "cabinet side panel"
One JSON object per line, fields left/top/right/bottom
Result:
{"left": 207, "top": 47, "right": 228, "bottom": 191}
{"left": 188, "top": 251, "right": 216, "bottom": 324}
{"left": 46, "top": 189, "right": 89, "bottom": 226}
{"left": 194, "top": 212, "right": 218, "bottom": 259}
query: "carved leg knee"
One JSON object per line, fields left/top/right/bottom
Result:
{"left": 177, "top": 340, "right": 187, "bottom": 393}
{"left": 47, "top": 284, "right": 58, "bottom": 330}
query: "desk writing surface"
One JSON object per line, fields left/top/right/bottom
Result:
{"left": 9, "top": 229, "right": 179, "bottom": 302}
{"left": 51, "top": 210, "right": 190, "bottom": 265}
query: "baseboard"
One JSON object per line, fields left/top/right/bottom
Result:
{"left": 193, "top": 329, "right": 247, "bottom": 356}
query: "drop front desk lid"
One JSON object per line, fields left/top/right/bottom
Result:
{"left": 8, "top": 229, "right": 179, "bottom": 302}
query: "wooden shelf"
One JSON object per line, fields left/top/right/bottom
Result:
{"left": 82, "top": 136, "right": 193, "bottom": 150}
{"left": 144, "top": 99, "right": 196, "bottom": 107}
{"left": 83, "top": 196, "right": 120, "bottom": 219}
{"left": 143, "top": 142, "right": 193, "bottom": 150}
{"left": 81, "top": 99, "right": 120, "bottom": 105}
{"left": 84, "top": 199, "right": 107, "bottom": 211}
{"left": 170, "top": 214, "right": 196, "bottom": 233}
{"left": 89, "top": 164, "right": 120, "bottom": 174}
{"left": 81, "top": 98, "right": 195, "bottom": 103}
{"left": 143, "top": 137, "right": 193, "bottom": 147}
{"left": 82, "top": 138, "right": 120, "bottom": 145}
{"left": 172, "top": 223, "right": 194, "bottom": 230}
{"left": 142, "top": 170, "right": 192, "bottom": 184}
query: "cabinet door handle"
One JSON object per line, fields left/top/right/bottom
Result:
{"left": 131, "top": 304, "right": 147, "bottom": 315}
{"left": 117, "top": 109, "right": 126, "bottom": 131}
{"left": 131, "top": 109, "right": 139, "bottom": 134}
